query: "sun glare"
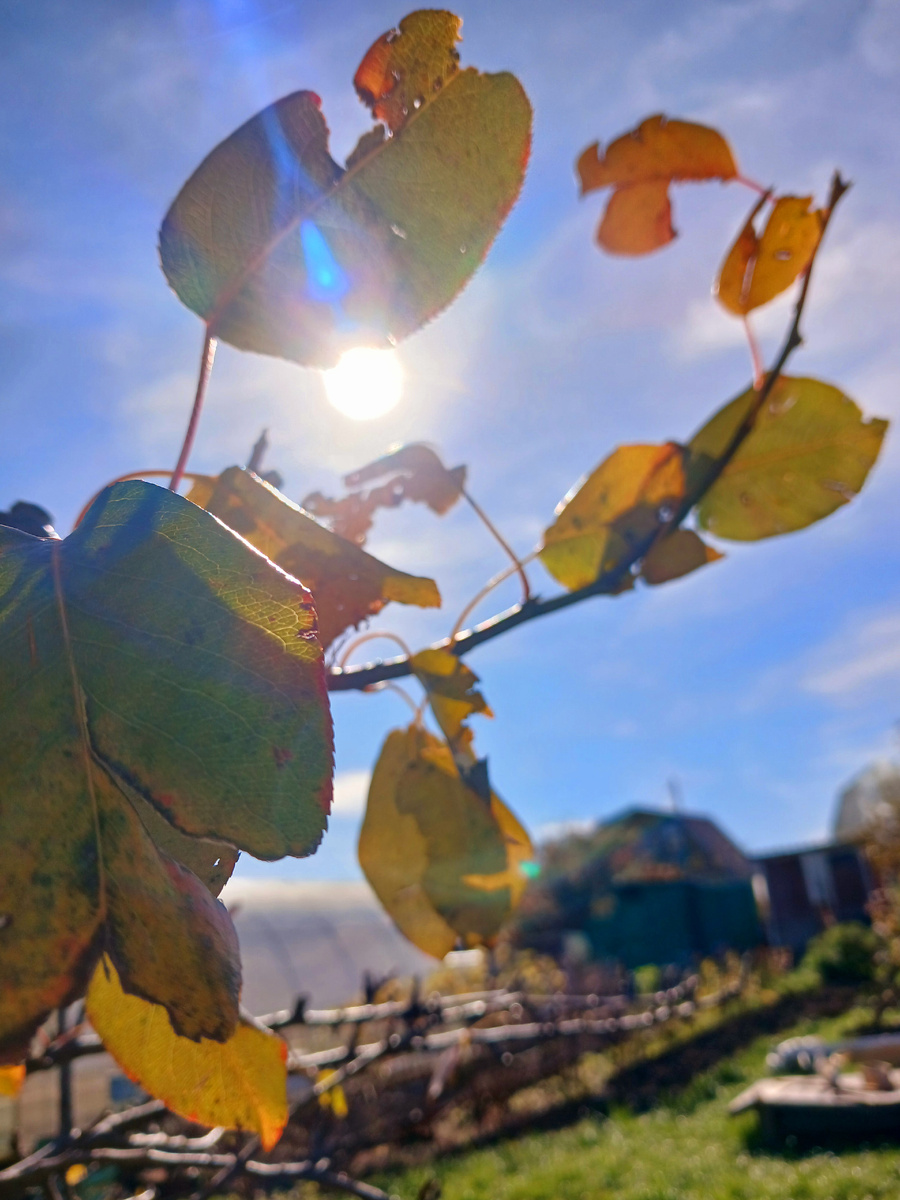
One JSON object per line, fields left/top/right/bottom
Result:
{"left": 323, "top": 347, "right": 403, "bottom": 420}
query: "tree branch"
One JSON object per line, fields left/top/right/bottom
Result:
{"left": 327, "top": 172, "right": 850, "bottom": 695}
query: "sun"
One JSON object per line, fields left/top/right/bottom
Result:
{"left": 323, "top": 347, "right": 403, "bottom": 420}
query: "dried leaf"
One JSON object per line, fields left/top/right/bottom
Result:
{"left": 410, "top": 647, "right": 492, "bottom": 744}
{"left": 303, "top": 444, "right": 466, "bottom": 548}
{"left": 0, "top": 481, "right": 332, "bottom": 1061}
{"left": 188, "top": 467, "right": 440, "bottom": 647}
{"left": 641, "top": 529, "right": 723, "bottom": 585}
{"left": 577, "top": 115, "right": 737, "bottom": 256}
{"left": 87, "top": 958, "right": 288, "bottom": 1150}
{"left": 358, "top": 726, "right": 532, "bottom": 958}
{"left": 160, "top": 12, "right": 531, "bottom": 366}
{"left": 692, "top": 376, "right": 888, "bottom": 540}
{"left": 540, "top": 443, "right": 686, "bottom": 590}
{"left": 716, "top": 195, "right": 822, "bottom": 315}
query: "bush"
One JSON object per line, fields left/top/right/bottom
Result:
{"left": 801, "top": 922, "right": 879, "bottom": 985}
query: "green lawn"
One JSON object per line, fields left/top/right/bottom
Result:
{"left": 370, "top": 1007, "right": 900, "bottom": 1200}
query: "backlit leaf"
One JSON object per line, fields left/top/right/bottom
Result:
{"left": 641, "top": 529, "right": 723, "bottom": 586}
{"left": 87, "top": 958, "right": 288, "bottom": 1151}
{"left": 577, "top": 115, "right": 737, "bottom": 256}
{"left": 410, "top": 647, "right": 492, "bottom": 743}
{"left": 716, "top": 195, "right": 822, "bottom": 315}
{"left": 303, "top": 443, "right": 466, "bottom": 547}
{"left": 160, "top": 11, "right": 531, "bottom": 366}
{"left": 0, "top": 481, "right": 332, "bottom": 1061}
{"left": 358, "top": 726, "right": 532, "bottom": 958}
{"left": 540, "top": 443, "right": 686, "bottom": 590}
{"left": 693, "top": 376, "right": 888, "bottom": 541}
{"left": 188, "top": 467, "right": 440, "bottom": 647}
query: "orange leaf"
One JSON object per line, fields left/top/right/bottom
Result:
{"left": 577, "top": 115, "right": 737, "bottom": 257}
{"left": 0, "top": 1065, "right": 25, "bottom": 1097}
{"left": 716, "top": 195, "right": 822, "bottom": 314}
{"left": 354, "top": 10, "right": 462, "bottom": 135}
{"left": 641, "top": 529, "right": 723, "bottom": 585}
{"left": 597, "top": 180, "right": 674, "bottom": 255}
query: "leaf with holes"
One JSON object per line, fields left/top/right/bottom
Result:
{"left": 160, "top": 10, "right": 531, "bottom": 366}
{"left": 88, "top": 958, "right": 288, "bottom": 1150}
{"left": 641, "top": 529, "right": 723, "bottom": 585}
{"left": 540, "top": 443, "right": 686, "bottom": 590}
{"left": 304, "top": 443, "right": 466, "bottom": 547}
{"left": 0, "top": 481, "right": 332, "bottom": 1063}
{"left": 577, "top": 115, "right": 737, "bottom": 255}
{"left": 358, "top": 726, "right": 533, "bottom": 958}
{"left": 716, "top": 195, "right": 822, "bottom": 315}
{"left": 188, "top": 467, "right": 440, "bottom": 647}
{"left": 692, "top": 377, "right": 888, "bottom": 541}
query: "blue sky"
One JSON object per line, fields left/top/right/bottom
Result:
{"left": 3, "top": 0, "right": 899, "bottom": 880}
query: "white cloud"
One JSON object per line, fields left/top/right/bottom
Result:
{"left": 331, "top": 768, "right": 371, "bottom": 818}
{"left": 803, "top": 612, "right": 900, "bottom": 700}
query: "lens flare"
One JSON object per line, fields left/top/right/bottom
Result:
{"left": 323, "top": 348, "right": 403, "bottom": 420}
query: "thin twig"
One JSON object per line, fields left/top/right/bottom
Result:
{"left": 328, "top": 174, "right": 850, "bottom": 695}
{"left": 463, "top": 488, "right": 531, "bottom": 604}
{"left": 170, "top": 330, "right": 217, "bottom": 492}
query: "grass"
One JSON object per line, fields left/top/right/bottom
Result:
{"left": 361, "top": 1005, "right": 900, "bottom": 1200}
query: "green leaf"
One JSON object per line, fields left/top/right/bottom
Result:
{"left": 188, "top": 467, "right": 441, "bottom": 648}
{"left": 693, "top": 376, "right": 888, "bottom": 541}
{"left": 358, "top": 726, "right": 532, "bottom": 958}
{"left": 88, "top": 958, "right": 288, "bottom": 1150}
{"left": 159, "top": 10, "right": 531, "bottom": 367}
{"left": 0, "top": 481, "right": 333, "bottom": 1061}
{"left": 540, "top": 443, "right": 686, "bottom": 590}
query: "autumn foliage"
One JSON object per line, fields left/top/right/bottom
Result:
{"left": 0, "top": 5, "right": 888, "bottom": 1160}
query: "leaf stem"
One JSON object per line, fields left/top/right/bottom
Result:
{"left": 338, "top": 631, "right": 413, "bottom": 670}
{"left": 462, "top": 488, "right": 530, "bottom": 604}
{"left": 450, "top": 551, "right": 539, "bottom": 642}
{"left": 364, "top": 680, "right": 421, "bottom": 720}
{"left": 328, "top": 172, "right": 851, "bottom": 694}
{"left": 735, "top": 174, "right": 768, "bottom": 195}
{"left": 743, "top": 315, "right": 764, "bottom": 390}
{"left": 170, "top": 331, "right": 217, "bottom": 492}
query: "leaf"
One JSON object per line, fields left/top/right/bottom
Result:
{"left": 317, "top": 1069, "right": 349, "bottom": 1118}
{"left": 188, "top": 467, "right": 440, "bottom": 647}
{"left": 0, "top": 481, "right": 333, "bottom": 1061}
{"left": 410, "top": 647, "right": 492, "bottom": 743}
{"left": 159, "top": 11, "right": 532, "bottom": 367}
{"left": 692, "top": 376, "right": 888, "bottom": 541}
{"left": 358, "top": 726, "right": 532, "bottom": 958}
{"left": 303, "top": 443, "right": 466, "bottom": 547}
{"left": 87, "top": 958, "right": 288, "bottom": 1151}
{"left": 716, "top": 195, "right": 822, "bottom": 315}
{"left": 577, "top": 115, "right": 737, "bottom": 256}
{"left": 641, "top": 529, "right": 723, "bottom": 585}
{"left": 540, "top": 443, "right": 686, "bottom": 590}
{"left": 0, "top": 1066, "right": 25, "bottom": 1097}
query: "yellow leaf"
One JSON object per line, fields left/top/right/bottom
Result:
{"left": 540, "top": 443, "right": 686, "bottom": 590}
{"left": 188, "top": 467, "right": 440, "bottom": 647}
{"left": 317, "top": 1069, "right": 349, "bottom": 1118}
{"left": 716, "top": 195, "right": 822, "bottom": 315}
{"left": 641, "top": 529, "right": 723, "bottom": 586}
{"left": 87, "top": 957, "right": 288, "bottom": 1151}
{"left": 359, "top": 726, "right": 531, "bottom": 958}
{"left": 692, "top": 376, "right": 888, "bottom": 540}
{"left": 0, "top": 1065, "right": 25, "bottom": 1097}
{"left": 578, "top": 115, "right": 737, "bottom": 257}
{"left": 65, "top": 1166, "right": 88, "bottom": 1186}
{"left": 410, "top": 647, "right": 492, "bottom": 744}
{"left": 464, "top": 794, "right": 536, "bottom": 908}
